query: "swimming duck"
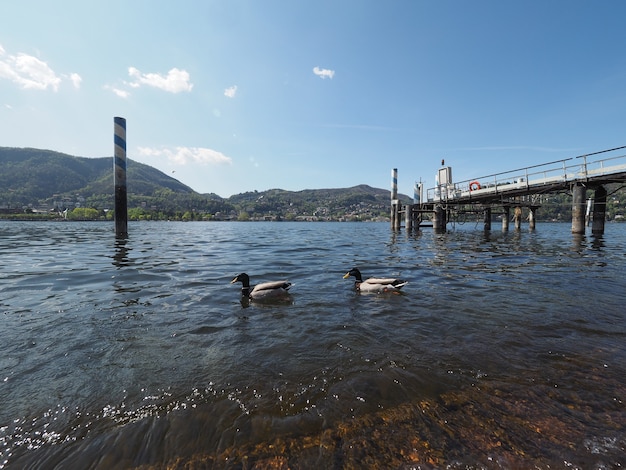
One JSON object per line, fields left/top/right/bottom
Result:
{"left": 343, "top": 267, "right": 408, "bottom": 293}
{"left": 231, "top": 273, "right": 292, "bottom": 300}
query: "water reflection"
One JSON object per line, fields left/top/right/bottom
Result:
{"left": 590, "top": 233, "right": 605, "bottom": 250}
{"left": 571, "top": 231, "right": 607, "bottom": 254}
{"left": 113, "top": 238, "right": 132, "bottom": 267}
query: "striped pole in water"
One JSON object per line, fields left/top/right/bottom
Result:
{"left": 390, "top": 168, "right": 399, "bottom": 229}
{"left": 114, "top": 117, "right": 128, "bottom": 238}
{"left": 391, "top": 168, "right": 398, "bottom": 201}
{"left": 413, "top": 181, "right": 420, "bottom": 205}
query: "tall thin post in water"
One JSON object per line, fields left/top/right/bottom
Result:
{"left": 114, "top": 117, "right": 128, "bottom": 238}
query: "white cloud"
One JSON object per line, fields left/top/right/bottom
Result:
{"left": 138, "top": 146, "right": 232, "bottom": 165}
{"left": 104, "top": 84, "right": 130, "bottom": 98}
{"left": 224, "top": 85, "right": 237, "bottom": 98}
{"left": 69, "top": 72, "right": 82, "bottom": 89}
{"left": 128, "top": 67, "right": 193, "bottom": 93}
{"left": 0, "top": 45, "right": 62, "bottom": 91}
{"left": 113, "top": 88, "right": 130, "bottom": 99}
{"left": 313, "top": 66, "right": 335, "bottom": 79}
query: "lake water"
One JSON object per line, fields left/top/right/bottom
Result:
{"left": 1, "top": 220, "right": 624, "bottom": 469}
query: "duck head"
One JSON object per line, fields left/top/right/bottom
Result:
{"left": 231, "top": 273, "right": 250, "bottom": 286}
{"left": 231, "top": 273, "right": 251, "bottom": 296}
{"left": 343, "top": 268, "right": 363, "bottom": 282}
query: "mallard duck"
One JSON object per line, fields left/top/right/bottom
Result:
{"left": 343, "top": 267, "right": 407, "bottom": 293}
{"left": 231, "top": 273, "right": 292, "bottom": 300}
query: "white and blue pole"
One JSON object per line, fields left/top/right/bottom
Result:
{"left": 114, "top": 117, "right": 128, "bottom": 237}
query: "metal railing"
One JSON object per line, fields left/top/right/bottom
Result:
{"left": 426, "top": 146, "right": 626, "bottom": 202}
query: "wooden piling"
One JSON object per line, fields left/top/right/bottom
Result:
{"left": 113, "top": 117, "right": 128, "bottom": 238}
{"left": 591, "top": 185, "right": 607, "bottom": 235}
{"left": 483, "top": 207, "right": 491, "bottom": 231}
{"left": 571, "top": 183, "right": 586, "bottom": 234}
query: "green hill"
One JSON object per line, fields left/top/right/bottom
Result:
{"left": 0, "top": 147, "right": 195, "bottom": 199}
{"left": 0, "top": 147, "right": 406, "bottom": 221}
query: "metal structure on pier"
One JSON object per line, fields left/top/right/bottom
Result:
{"left": 391, "top": 146, "right": 626, "bottom": 235}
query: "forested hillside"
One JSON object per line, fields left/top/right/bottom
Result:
{"left": 0, "top": 147, "right": 407, "bottom": 221}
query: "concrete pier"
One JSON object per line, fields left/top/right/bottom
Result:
{"left": 393, "top": 146, "right": 626, "bottom": 234}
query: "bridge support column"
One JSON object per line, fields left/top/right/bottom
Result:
{"left": 483, "top": 207, "right": 491, "bottom": 231}
{"left": 592, "top": 186, "right": 607, "bottom": 235}
{"left": 571, "top": 183, "right": 586, "bottom": 234}
{"left": 529, "top": 206, "right": 538, "bottom": 230}
{"left": 502, "top": 206, "right": 510, "bottom": 231}
{"left": 433, "top": 204, "right": 446, "bottom": 233}
{"left": 514, "top": 207, "right": 522, "bottom": 230}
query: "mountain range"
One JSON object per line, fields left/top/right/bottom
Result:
{"left": 0, "top": 147, "right": 408, "bottom": 221}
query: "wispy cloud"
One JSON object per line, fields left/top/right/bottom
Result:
{"left": 224, "top": 85, "right": 237, "bottom": 98}
{"left": 0, "top": 43, "right": 72, "bottom": 91}
{"left": 127, "top": 67, "right": 193, "bottom": 93}
{"left": 106, "top": 86, "right": 130, "bottom": 99}
{"left": 138, "top": 146, "right": 232, "bottom": 165}
{"left": 313, "top": 66, "right": 335, "bottom": 79}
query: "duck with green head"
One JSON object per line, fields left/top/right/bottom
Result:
{"left": 343, "top": 267, "right": 407, "bottom": 293}
{"left": 231, "top": 273, "right": 292, "bottom": 300}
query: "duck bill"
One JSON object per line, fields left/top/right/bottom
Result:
{"left": 342, "top": 273, "right": 351, "bottom": 279}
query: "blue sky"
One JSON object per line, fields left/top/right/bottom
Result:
{"left": 2, "top": 1, "right": 625, "bottom": 198}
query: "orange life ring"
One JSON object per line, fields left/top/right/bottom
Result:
{"left": 469, "top": 181, "right": 481, "bottom": 191}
